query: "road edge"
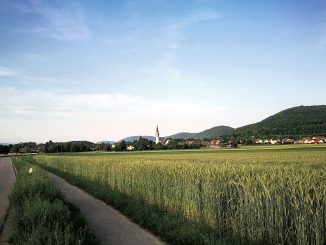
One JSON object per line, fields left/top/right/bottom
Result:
{"left": 0, "top": 157, "right": 17, "bottom": 241}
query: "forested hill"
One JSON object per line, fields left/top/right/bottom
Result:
{"left": 234, "top": 105, "right": 326, "bottom": 138}
{"left": 169, "top": 132, "right": 195, "bottom": 139}
{"left": 169, "top": 126, "right": 235, "bottom": 140}
{"left": 193, "top": 126, "right": 235, "bottom": 139}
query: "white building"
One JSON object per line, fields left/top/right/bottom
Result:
{"left": 155, "top": 126, "right": 160, "bottom": 144}
{"left": 270, "top": 139, "right": 278, "bottom": 145}
{"left": 127, "top": 145, "right": 135, "bottom": 151}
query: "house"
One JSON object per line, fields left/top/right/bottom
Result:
{"left": 282, "top": 138, "right": 295, "bottom": 144}
{"left": 296, "top": 137, "right": 326, "bottom": 144}
{"left": 208, "top": 140, "right": 221, "bottom": 148}
{"left": 255, "top": 139, "right": 263, "bottom": 144}
{"left": 126, "top": 145, "right": 135, "bottom": 151}
{"left": 164, "top": 139, "right": 171, "bottom": 145}
{"left": 295, "top": 138, "right": 305, "bottom": 144}
{"left": 185, "top": 140, "right": 201, "bottom": 146}
{"left": 312, "top": 137, "right": 326, "bottom": 144}
{"left": 303, "top": 138, "right": 315, "bottom": 144}
{"left": 199, "top": 140, "right": 221, "bottom": 148}
{"left": 209, "top": 140, "right": 221, "bottom": 146}
{"left": 270, "top": 139, "right": 280, "bottom": 145}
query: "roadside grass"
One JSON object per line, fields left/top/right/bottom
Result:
{"left": 10, "top": 157, "right": 98, "bottom": 245}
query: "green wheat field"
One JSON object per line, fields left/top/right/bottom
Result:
{"left": 26, "top": 145, "right": 326, "bottom": 244}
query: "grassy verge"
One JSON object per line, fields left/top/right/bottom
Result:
{"left": 10, "top": 157, "right": 98, "bottom": 245}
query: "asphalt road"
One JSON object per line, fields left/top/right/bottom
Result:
{"left": 0, "top": 157, "right": 15, "bottom": 244}
{"left": 44, "top": 169, "right": 167, "bottom": 245}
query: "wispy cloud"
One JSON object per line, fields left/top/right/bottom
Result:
{"left": 162, "top": 8, "right": 222, "bottom": 52}
{"left": 0, "top": 88, "right": 140, "bottom": 117}
{"left": 0, "top": 66, "right": 16, "bottom": 77}
{"left": 4, "top": 0, "right": 90, "bottom": 41}
{"left": 0, "top": 86, "right": 226, "bottom": 142}
{"left": 0, "top": 65, "right": 79, "bottom": 88}
{"left": 141, "top": 9, "right": 222, "bottom": 84}
{"left": 166, "top": 9, "right": 222, "bottom": 32}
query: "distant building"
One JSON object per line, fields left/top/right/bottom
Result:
{"left": 155, "top": 126, "right": 160, "bottom": 144}
{"left": 312, "top": 136, "right": 326, "bottom": 143}
{"left": 282, "top": 138, "right": 295, "bottom": 144}
{"left": 295, "top": 137, "right": 325, "bottom": 144}
{"left": 127, "top": 145, "right": 135, "bottom": 151}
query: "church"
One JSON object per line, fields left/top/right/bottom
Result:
{"left": 155, "top": 125, "right": 160, "bottom": 144}
{"left": 155, "top": 126, "right": 170, "bottom": 145}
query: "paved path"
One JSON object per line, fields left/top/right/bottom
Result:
{"left": 44, "top": 170, "right": 167, "bottom": 245}
{"left": 0, "top": 157, "right": 15, "bottom": 244}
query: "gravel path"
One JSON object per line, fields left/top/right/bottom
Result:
{"left": 0, "top": 157, "right": 16, "bottom": 244}
{"left": 44, "top": 170, "right": 167, "bottom": 245}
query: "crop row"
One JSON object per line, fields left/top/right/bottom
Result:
{"left": 32, "top": 151, "right": 326, "bottom": 244}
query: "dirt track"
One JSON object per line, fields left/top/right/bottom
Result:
{"left": 44, "top": 170, "right": 167, "bottom": 245}
{"left": 0, "top": 157, "right": 15, "bottom": 244}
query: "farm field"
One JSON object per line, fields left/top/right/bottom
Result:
{"left": 28, "top": 145, "right": 326, "bottom": 245}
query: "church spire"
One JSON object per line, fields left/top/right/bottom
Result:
{"left": 156, "top": 125, "right": 159, "bottom": 136}
{"left": 155, "top": 125, "right": 160, "bottom": 144}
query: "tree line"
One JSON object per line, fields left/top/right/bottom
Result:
{"left": 0, "top": 138, "right": 201, "bottom": 154}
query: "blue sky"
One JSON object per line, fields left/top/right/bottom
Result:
{"left": 0, "top": 0, "right": 325, "bottom": 143}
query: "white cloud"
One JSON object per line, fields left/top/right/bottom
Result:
{"left": 0, "top": 65, "right": 82, "bottom": 88}
{"left": 0, "top": 86, "right": 283, "bottom": 143}
{"left": 0, "top": 87, "right": 222, "bottom": 141}
{"left": 0, "top": 88, "right": 140, "bottom": 117}
{"left": 0, "top": 66, "right": 16, "bottom": 77}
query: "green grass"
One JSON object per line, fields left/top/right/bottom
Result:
{"left": 29, "top": 145, "right": 326, "bottom": 244}
{"left": 10, "top": 157, "right": 98, "bottom": 245}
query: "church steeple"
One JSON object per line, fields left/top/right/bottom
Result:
{"left": 155, "top": 125, "right": 160, "bottom": 144}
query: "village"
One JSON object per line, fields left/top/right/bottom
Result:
{"left": 120, "top": 126, "right": 326, "bottom": 151}
{"left": 254, "top": 136, "right": 326, "bottom": 145}
{"left": 185, "top": 136, "right": 326, "bottom": 148}
{"left": 2, "top": 126, "right": 326, "bottom": 154}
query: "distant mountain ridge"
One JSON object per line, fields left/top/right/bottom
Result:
{"left": 117, "top": 105, "right": 326, "bottom": 142}
{"left": 96, "top": 140, "right": 116, "bottom": 144}
{"left": 121, "top": 136, "right": 156, "bottom": 142}
{"left": 120, "top": 126, "right": 235, "bottom": 142}
{"left": 169, "top": 132, "right": 195, "bottom": 139}
{"left": 234, "top": 105, "right": 326, "bottom": 137}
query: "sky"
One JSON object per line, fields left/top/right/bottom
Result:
{"left": 0, "top": 0, "right": 326, "bottom": 143}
